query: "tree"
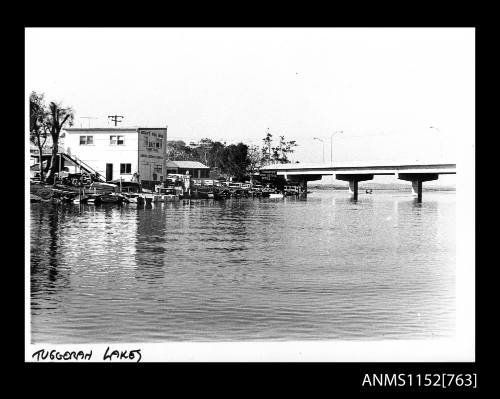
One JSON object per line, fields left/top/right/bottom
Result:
{"left": 275, "top": 135, "right": 297, "bottom": 163}
{"left": 261, "top": 128, "right": 273, "bottom": 166}
{"left": 206, "top": 141, "right": 225, "bottom": 169}
{"left": 167, "top": 140, "right": 191, "bottom": 160}
{"left": 218, "top": 143, "right": 249, "bottom": 181}
{"left": 247, "top": 145, "right": 261, "bottom": 181}
{"left": 190, "top": 138, "right": 213, "bottom": 165}
{"left": 29, "top": 92, "right": 49, "bottom": 181}
{"left": 260, "top": 129, "right": 298, "bottom": 165}
{"left": 46, "top": 101, "right": 74, "bottom": 181}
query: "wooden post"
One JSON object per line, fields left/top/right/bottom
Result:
{"left": 58, "top": 153, "right": 62, "bottom": 185}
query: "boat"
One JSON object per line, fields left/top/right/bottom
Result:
{"left": 154, "top": 187, "right": 180, "bottom": 202}
{"left": 122, "top": 193, "right": 147, "bottom": 204}
{"left": 94, "top": 193, "right": 125, "bottom": 205}
{"left": 123, "top": 194, "right": 139, "bottom": 203}
{"left": 215, "top": 188, "right": 231, "bottom": 199}
{"left": 89, "top": 181, "right": 119, "bottom": 193}
{"left": 269, "top": 193, "right": 284, "bottom": 199}
{"left": 261, "top": 187, "right": 275, "bottom": 197}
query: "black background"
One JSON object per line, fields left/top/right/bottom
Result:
{"left": 13, "top": 7, "right": 487, "bottom": 394}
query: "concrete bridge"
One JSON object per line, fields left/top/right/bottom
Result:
{"left": 260, "top": 161, "right": 456, "bottom": 202}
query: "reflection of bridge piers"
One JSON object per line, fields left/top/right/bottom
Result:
{"left": 261, "top": 162, "right": 455, "bottom": 203}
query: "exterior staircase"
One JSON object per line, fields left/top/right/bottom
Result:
{"left": 60, "top": 152, "right": 106, "bottom": 182}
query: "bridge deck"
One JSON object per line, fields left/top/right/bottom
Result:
{"left": 260, "top": 162, "right": 456, "bottom": 176}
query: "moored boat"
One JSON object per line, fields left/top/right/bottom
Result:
{"left": 94, "top": 193, "right": 125, "bottom": 205}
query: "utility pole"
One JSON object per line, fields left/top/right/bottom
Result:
{"left": 107, "top": 115, "right": 124, "bottom": 126}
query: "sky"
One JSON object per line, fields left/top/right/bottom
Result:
{"left": 26, "top": 28, "right": 474, "bottom": 184}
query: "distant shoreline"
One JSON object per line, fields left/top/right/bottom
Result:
{"left": 310, "top": 184, "right": 456, "bottom": 192}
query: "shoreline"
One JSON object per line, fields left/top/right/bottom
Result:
{"left": 310, "top": 185, "right": 456, "bottom": 192}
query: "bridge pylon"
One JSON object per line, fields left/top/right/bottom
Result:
{"left": 335, "top": 174, "right": 374, "bottom": 201}
{"left": 397, "top": 173, "right": 438, "bottom": 203}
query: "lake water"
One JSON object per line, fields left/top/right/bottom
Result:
{"left": 30, "top": 189, "right": 456, "bottom": 343}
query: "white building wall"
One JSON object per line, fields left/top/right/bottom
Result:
{"left": 64, "top": 128, "right": 139, "bottom": 182}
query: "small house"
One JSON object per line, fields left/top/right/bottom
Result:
{"left": 165, "top": 160, "right": 210, "bottom": 178}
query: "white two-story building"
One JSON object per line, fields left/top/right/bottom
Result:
{"left": 64, "top": 127, "right": 168, "bottom": 185}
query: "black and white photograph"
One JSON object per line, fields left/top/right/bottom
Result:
{"left": 25, "top": 27, "right": 475, "bottom": 363}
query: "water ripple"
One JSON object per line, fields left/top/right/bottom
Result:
{"left": 31, "top": 190, "right": 456, "bottom": 343}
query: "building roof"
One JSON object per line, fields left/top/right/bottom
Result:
{"left": 166, "top": 160, "right": 210, "bottom": 169}
{"left": 64, "top": 127, "right": 167, "bottom": 132}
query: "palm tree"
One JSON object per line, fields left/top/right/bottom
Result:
{"left": 29, "top": 92, "right": 49, "bottom": 181}
{"left": 46, "top": 102, "right": 74, "bottom": 182}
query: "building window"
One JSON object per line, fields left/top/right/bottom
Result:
{"left": 80, "top": 136, "right": 94, "bottom": 145}
{"left": 154, "top": 164, "right": 163, "bottom": 173}
{"left": 110, "top": 135, "right": 124, "bottom": 145}
{"left": 120, "top": 163, "right": 132, "bottom": 174}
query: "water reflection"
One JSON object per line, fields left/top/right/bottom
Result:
{"left": 135, "top": 204, "right": 168, "bottom": 284}
{"left": 31, "top": 205, "right": 70, "bottom": 297}
{"left": 30, "top": 190, "right": 456, "bottom": 343}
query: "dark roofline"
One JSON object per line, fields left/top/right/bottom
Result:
{"left": 166, "top": 166, "right": 211, "bottom": 170}
{"left": 166, "top": 161, "right": 210, "bottom": 169}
